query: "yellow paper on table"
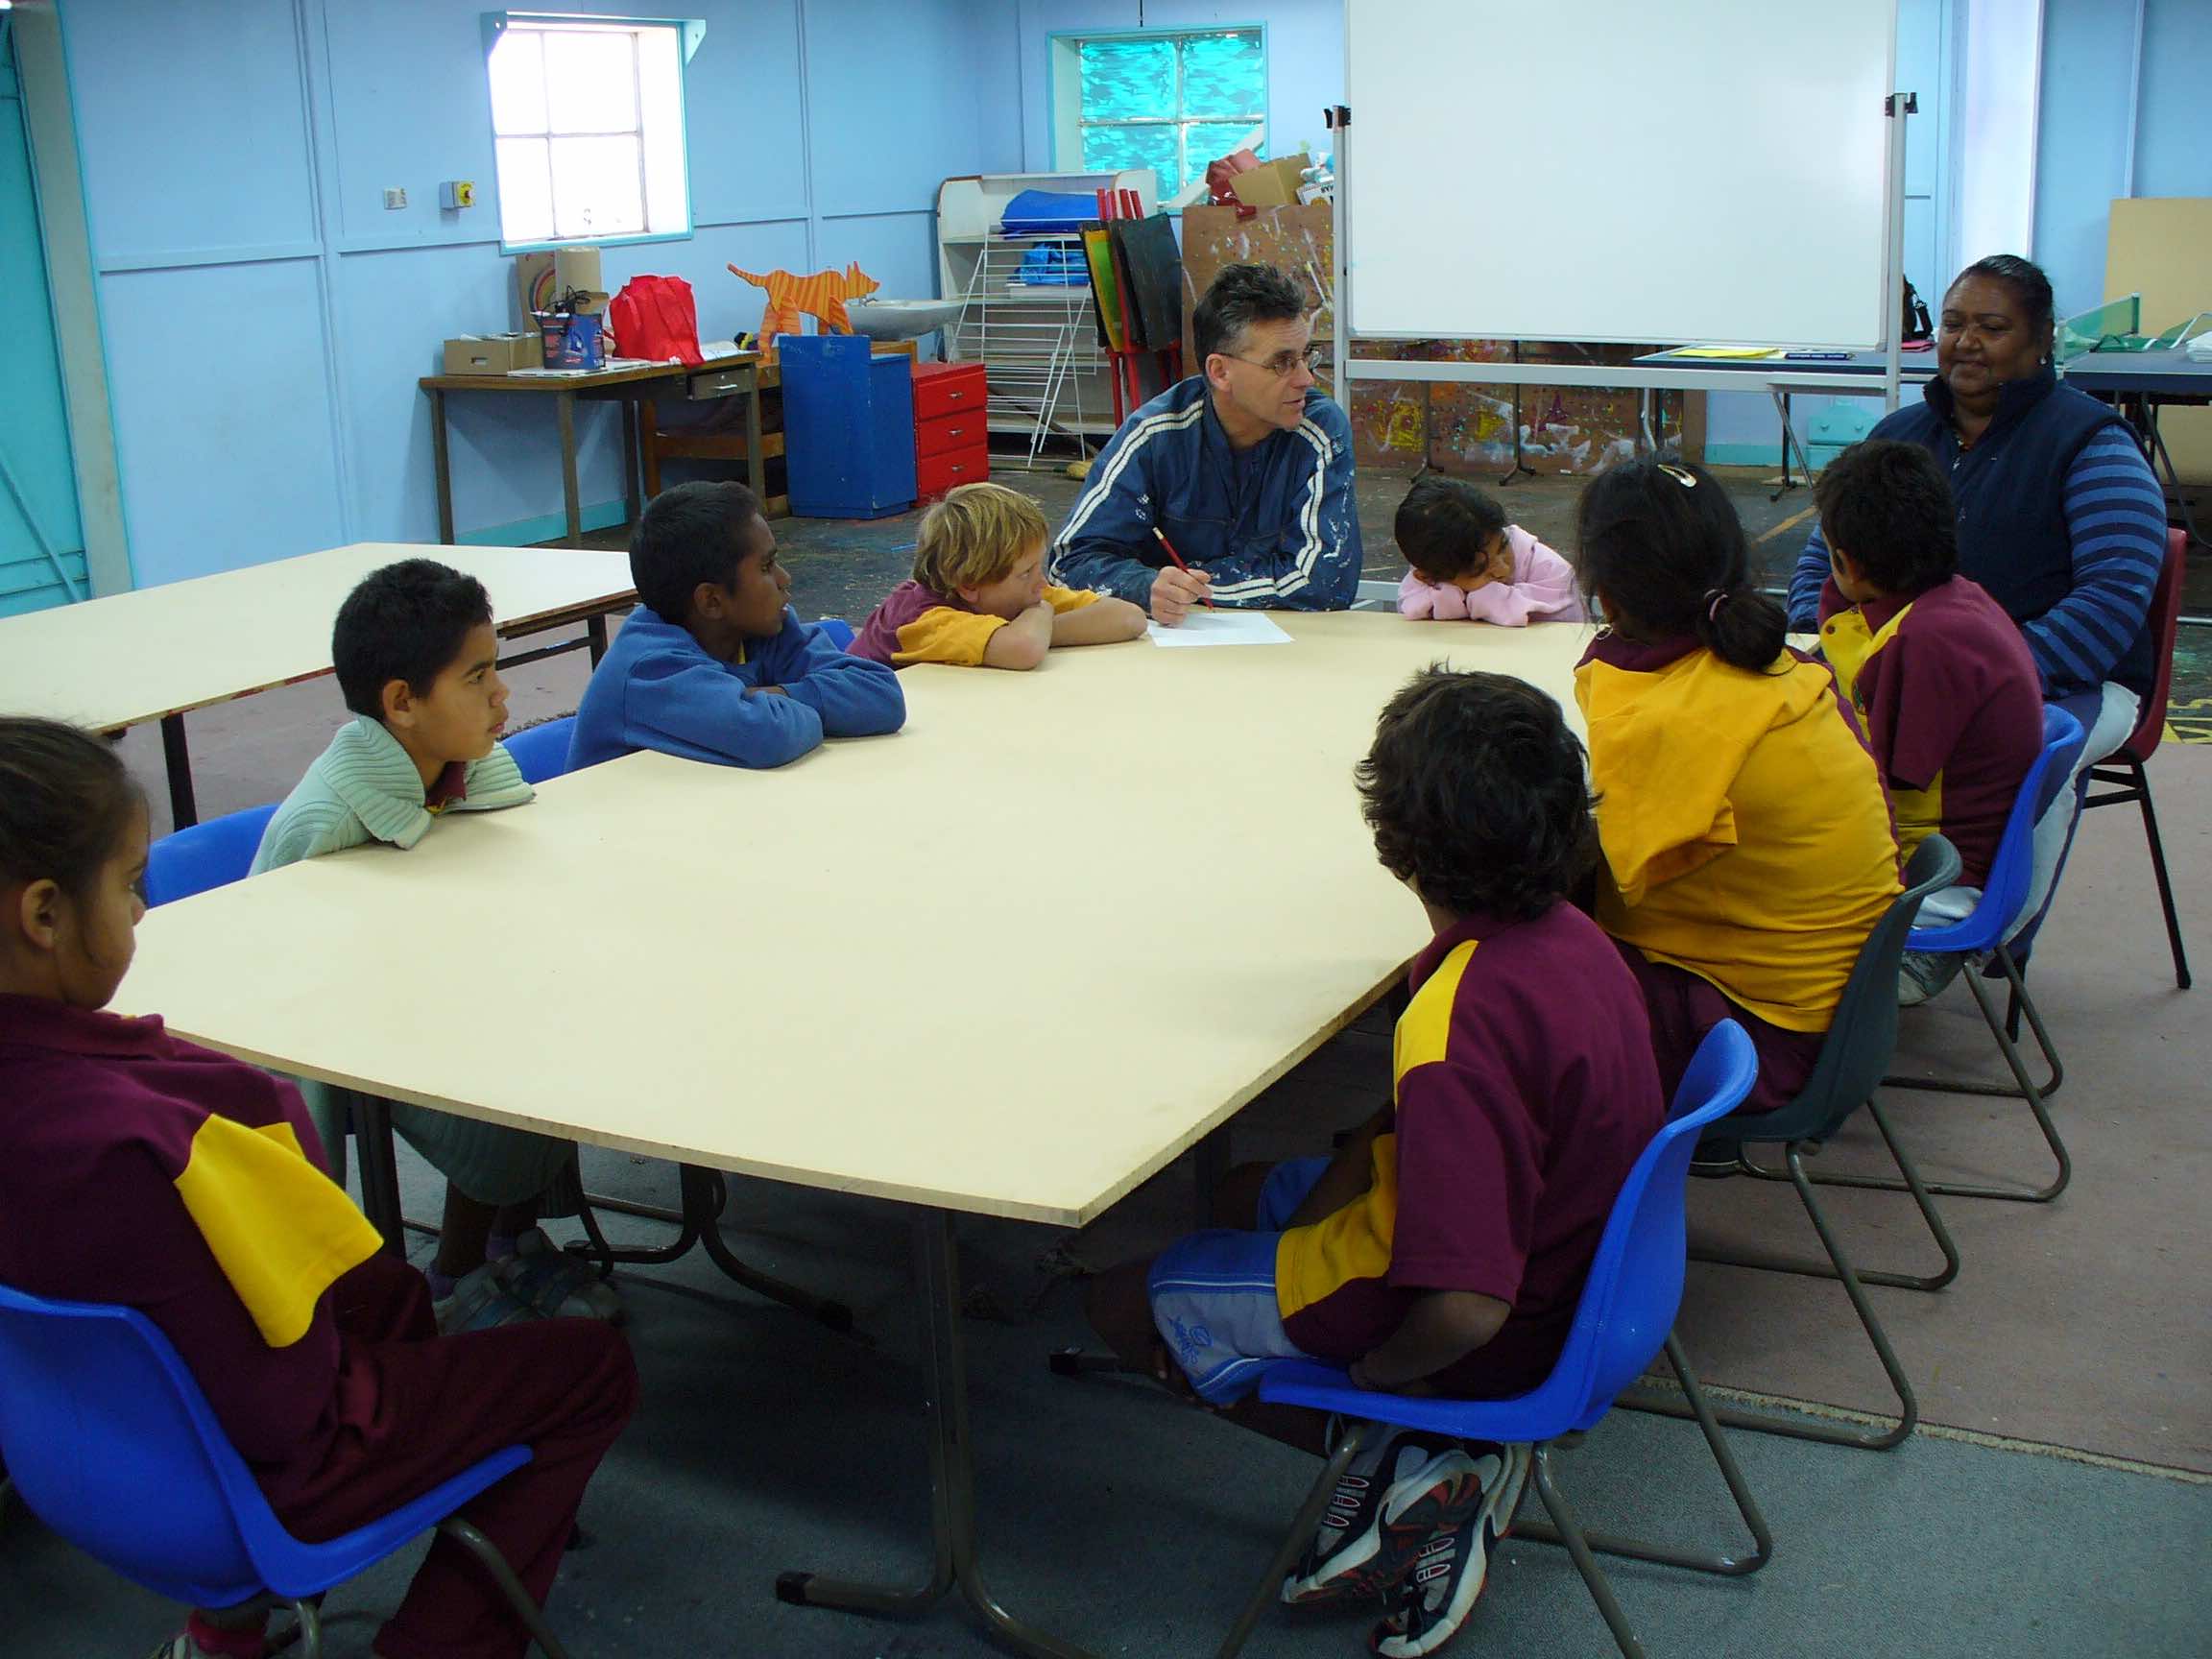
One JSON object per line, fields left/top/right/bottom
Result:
{"left": 1668, "top": 347, "right": 1786, "bottom": 360}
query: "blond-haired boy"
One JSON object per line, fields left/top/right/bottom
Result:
{"left": 849, "top": 482, "right": 1146, "bottom": 670}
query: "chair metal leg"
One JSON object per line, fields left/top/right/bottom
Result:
{"left": 292, "top": 1600, "right": 321, "bottom": 1659}
{"left": 1882, "top": 953, "right": 2070, "bottom": 1202}
{"left": 1520, "top": 1336, "right": 1771, "bottom": 1575}
{"left": 1886, "top": 945, "right": 2064, "bottom": 1102}
{"left": 565, "top": 1180, "right": 708, "bottom": 1269}
{"left": 558, "top": 1165, "right": 854, "bottom": 1327}
{"left": 1631, "top": 1145, "right": 1916, "bottom": 1450}
{"left": 1528, "top": 1448, "right": 1645, "bottom": 1659}
{"left": 2134, "top": 766, "right": 2194, "bottom": 991}
{"left": 686, "top": 1166, "right": 854, "bottom": 1333}
{"left": 1731, "top": 1100, "right": 1962, "bottom": 1291}
{"left": 1214, "top": 1425, "right": 1368, "bottom": 1659}
{"left": 438, "top": 1516, "right": 574, "bottom": 1659}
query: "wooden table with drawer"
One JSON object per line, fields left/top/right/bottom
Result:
{"left": 912, "top": 361, "right": 990, "bottom": 499}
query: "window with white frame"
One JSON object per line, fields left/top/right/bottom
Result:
{"left": 486, "top": 16, "right": 690, "bottom": 247}
{"left": 1054, "top": 29, "right": 1265, "bottom": 199}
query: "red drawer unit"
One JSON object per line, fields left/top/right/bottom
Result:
{"left": 916, "top": 447, "right": 991, "bottom": 497}
{"left": 912, "top": 361, "right": 989, "bottom": 499}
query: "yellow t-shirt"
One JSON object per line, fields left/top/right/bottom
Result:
{"left": 891, "top": 585, "right": 1098, "bottom": 667}
{"left": 1575, "top": 639, "right": 1901, "bottom": 1032}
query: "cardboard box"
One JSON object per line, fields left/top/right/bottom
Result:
{"left": 1230, "top": 155, "right": 1309, "bottom": 209}
{"left": 441, "top": 333, "right": 539, "bottom": 375}
{"left": 516, "top": 245, "right": 608, "bottom": 322}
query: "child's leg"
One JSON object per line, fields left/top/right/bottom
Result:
{"left": 1084, "top": 1258, "right": 1173, "bottom": 1380}
{"left": 432, "top": 1184, "right": 500, "bottom": 1281}
{"left": 275, "top": 1318, "right": 637, "bottom": 1659}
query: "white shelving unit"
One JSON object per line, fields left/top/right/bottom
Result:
{"left": 936, "top": 170, "right": 1159, "bottom": 459}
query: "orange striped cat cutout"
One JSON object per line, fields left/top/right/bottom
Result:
{"left": 726, "top": 261, "right": 881, "bottom": 356}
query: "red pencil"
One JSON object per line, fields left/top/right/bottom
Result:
{"left": 1150, "top": 524, "right": 1214, "bottom": 610}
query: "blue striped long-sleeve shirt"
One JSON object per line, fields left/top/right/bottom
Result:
{"left": 1789, "top": 427, "right": 2164, "bottom": 700}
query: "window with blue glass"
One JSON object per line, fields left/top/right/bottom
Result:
{"left": 1058, "top": 30, "right": 1264, "bottom": 198}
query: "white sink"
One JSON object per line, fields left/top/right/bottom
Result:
{"left": 846, "top": 298, "right": 964, "bottom": 341}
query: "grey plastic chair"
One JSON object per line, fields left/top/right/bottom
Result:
{"left": 1626, "top": 835, "right": 1964, "bottom": 1453}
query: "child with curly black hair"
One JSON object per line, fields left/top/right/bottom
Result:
{"left": 1082, "top": 667, "right": 1664, "bottom": 1658}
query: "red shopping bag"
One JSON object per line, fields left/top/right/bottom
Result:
{"left": 609, "top": 275, "right": 704, "bottom": 365}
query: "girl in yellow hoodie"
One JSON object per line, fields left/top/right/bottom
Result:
{"left": 1572, "top": 460, "right": 1901, "bottom": 1112}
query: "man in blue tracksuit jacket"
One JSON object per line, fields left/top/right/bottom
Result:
{"left": 1049, "top": 263, "right": 1362, "bottom": 625}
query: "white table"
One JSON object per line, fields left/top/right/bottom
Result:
{"left": 111, "top": 611, "right": 1592, "bottom": 1656}
{"left": 0, "top": 543, "right": 637, "bottom": 827}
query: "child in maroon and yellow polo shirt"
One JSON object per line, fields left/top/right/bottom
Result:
{"left": 1814, "top": 438, "right": 2045, "bottom": 1003}
{"left": 0, "top": 717, "right": 637, "bottom": 1659}
{"left": 1084, "top": 669, "right": 1664, "bottom": 1659}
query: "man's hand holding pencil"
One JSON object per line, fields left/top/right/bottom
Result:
{"left": 1146, "top": 524, "right": 1214, "bottom": 626}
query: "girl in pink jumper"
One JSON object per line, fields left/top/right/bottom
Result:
{"left": 1395, "top": 473, "right": 1584, "bottom": 626}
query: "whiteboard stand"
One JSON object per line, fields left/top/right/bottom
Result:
{"left": 1328, "top": 90, "right": 1919, "bottom": 441}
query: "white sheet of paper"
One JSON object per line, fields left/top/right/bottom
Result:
{"left": 1146, "top": 611, "right": 1294, "bottom": 648}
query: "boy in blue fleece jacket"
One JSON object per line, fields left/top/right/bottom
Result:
{"left": 569, "top": 481, "right": 904, "bottom": 770}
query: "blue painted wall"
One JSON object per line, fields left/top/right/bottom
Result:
{"left": 2033, "top": 0, "right": 2212, "bottom": 321}
{"left": 60, "top": 0, "right": 1022, "bottom": 589}
{"left": 0, "top": 24, "right": 88, "bottom": 616}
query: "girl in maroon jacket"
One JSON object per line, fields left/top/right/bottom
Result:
{"left": 0, "top": 717, "right": 637, "bottom": 1659}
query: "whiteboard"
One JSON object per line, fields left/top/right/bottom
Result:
{"left": 1344, "top": 0, "right": 1898, "bottom": 349}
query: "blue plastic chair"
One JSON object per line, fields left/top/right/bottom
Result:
{"left": 1872, "top": 704, "right": 2088, "bottom": 1203}
{"left": 0, "top": 1284, "right": 569, "bottom": 1657}
{"left": 1216, "top": 1022, "right": 1768, "bottom": 1659}
{"left": 813, "top": 616, "right": 855, "bottom": 651}
{"left": 502, "top": 715, "right": 578, "bottom": 785}
{"left": 143, "top": 804, "right": 279, "bottom": 907}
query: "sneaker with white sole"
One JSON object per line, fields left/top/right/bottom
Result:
{"left": 1281, "top": 1429, "right": 1482, "bottom": 1608}
{"left": 1369, "top": 1440, "right": 1531, "bottom": 1657}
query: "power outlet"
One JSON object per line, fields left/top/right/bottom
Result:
{"left": 382, "top": 186, "right": 408, "bottom": 210}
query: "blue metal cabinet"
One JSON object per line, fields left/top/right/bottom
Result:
{"left": 778, "top": 336, "right": 918, "bottom": 519}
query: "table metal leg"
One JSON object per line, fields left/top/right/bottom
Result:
{"left": 742, "top": 367, "right": 766, "bottom": 501}
{"left": 620, "top": 399, "right": 642, "bottom": 530}
{"left": 1192, "top": 1125, "right": 1230, "bottom": 1225}
{"left": 349, "top": 1096, "right": 405, "bottom": 1257}
{"left": 557, "top": 391, "right": 582, "bottom": 547}
{"left": 777, "top": 1209, "right": 1098, "bottom": 1659}
{"left": 431, "top": 389, "right": 455, "bottom": 544}
{"left": 564, "top": 1165, "right": 853, "bottom": 1329}
{"left": 1767, "top": 389, "right": 1803, "bottom": 501}
{"left": 587, "top": 613, "right": 611, "bottom": 664}
{"left": 159, "top": 713, "right": 199, "bottom": 830}
{"left": 2141, "top": 400, "right": 2205, "bottom": 549}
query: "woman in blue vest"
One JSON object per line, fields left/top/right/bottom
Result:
{"left": 1790, "top": 254, "right": 2164, "bottom": 737}
{"left": 1788, "top": 254, "right": 2168, "bottom": 994}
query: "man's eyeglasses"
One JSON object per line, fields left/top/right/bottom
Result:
{"left": 1222, "top": 344, "right": 1328, "bottom": 379}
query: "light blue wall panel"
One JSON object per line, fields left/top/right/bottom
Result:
{"left": 805, "top": 0, "right": 998, "bottom": 215}
{"left": 2134, "top": 0, "right": 2212, "bottom": 197}
{"left": 65, "top": 0, "right": 317, "bottom": 259}
{"left": 99, "top": 260, "right": 346, "bottom": 586}
{"left": 0, "top": 33, "right": 84, "bottom": 616}
{"left": 2032, "top": 0, "right": 2139, "bottom": 318}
